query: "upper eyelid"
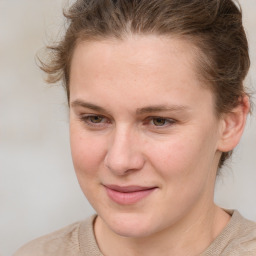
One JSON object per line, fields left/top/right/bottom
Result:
{"left": 77, "top": 111, "right": 112, "bottom": 119}
{"left": 82, "top": 113, "right": 105, "bottom": 117}
{"left": 81, "top": 114, "right": 108, "bottom": 120}
{"left": 80, "top": 113, "right": 109, "bottom": 120}
{"left": 146, "top": 116, "right": 176, "bottom": 122}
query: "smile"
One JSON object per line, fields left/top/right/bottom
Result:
{"left": 104, "top": 185, "right": 157, "bottom": 205}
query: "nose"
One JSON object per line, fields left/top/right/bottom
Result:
{"left": 104, "top": 127, "right": 145, "bottom": 176}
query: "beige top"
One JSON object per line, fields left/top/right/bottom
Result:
{"left": 14, "top": 210, "right": 256, "bottom": 256}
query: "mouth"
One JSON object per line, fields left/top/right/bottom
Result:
{"left": 104, "top": 184, "right": 158, "bottom": 205}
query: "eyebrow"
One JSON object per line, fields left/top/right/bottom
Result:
{"left": 71, "top": 100, "right": 190, "bottom": 115}
{"left": 71, "top": 100, "right": 110, "bottom": 115}
{"left": 136, "top": 105, "right": 190, "bottom": 115}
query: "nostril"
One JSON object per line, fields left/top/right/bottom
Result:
{"left": 104, "top": 130, "right": 145, "bottom": 175}
{"left": 104, "top": 150, "right": 145, "bottom": 175}
{"left": 104, "top": 154, "right": 130, "bottom": 174}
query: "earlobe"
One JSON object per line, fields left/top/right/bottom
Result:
{"left": 217, "top": 96, "right": 250, "bottom": 152}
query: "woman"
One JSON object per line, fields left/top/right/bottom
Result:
{"left": 15, "top": 0, "right": 256, "bottom": 255}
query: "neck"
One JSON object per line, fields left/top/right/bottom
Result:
{"left": 94, "top": 204, "right": 230, "bottom": 256}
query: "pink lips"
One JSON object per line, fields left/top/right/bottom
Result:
{"left": 104, "top": 185, "right": 157, "bottom": 205}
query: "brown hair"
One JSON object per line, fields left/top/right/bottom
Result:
{"left": 40, "top": 0, "right": 250, "bottom": 168}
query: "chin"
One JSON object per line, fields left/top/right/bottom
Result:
{"left": 101, "top": 211, "right": 160, "bottom": 238}
{"left": 110, "top": 223, "right": 155, "bottom": 238}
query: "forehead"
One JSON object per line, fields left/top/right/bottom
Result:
{"left": 70, "top": 35, "right": 200, "bottom": 82}
{"left": 69, "top": 35, "right": 215, "bottom": 113}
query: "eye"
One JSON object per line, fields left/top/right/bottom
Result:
{"left": 152, "top": 117, "right": 168, "bottom": 126}
{"left": 145, "top": 116, "right": 176, "bottom": 128}
{"left": 80, "top": 114, "right": 110, "bottom": 128}
{"left": 88, "top": 115, "right": 104, "bottom": 123}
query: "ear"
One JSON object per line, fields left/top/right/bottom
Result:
{"left": 217, "top": 95, "right": 250, "bottom": 152}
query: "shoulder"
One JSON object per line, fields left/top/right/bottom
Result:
{"left": 202, "top": 210, "right": 256, "bottom": 256}
{"left": 229, "top": 211, "right": 256, "bottom": 255}
{"left": 13, "top": 215, "right": 97, "bottom": 256}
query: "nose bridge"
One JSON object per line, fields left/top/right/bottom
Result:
{"left": 104, "top": 124, "right": 144, "bottom": 175}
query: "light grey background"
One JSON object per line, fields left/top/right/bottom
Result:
{"left": 0, "top": 1, "right": 255, "bottom": 255}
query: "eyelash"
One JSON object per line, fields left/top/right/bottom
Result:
{"left": 145, "top": 116, "right": 176, "bottom": 127}
{"left": 79, "top": 114, "right": 176, "bottom": 129}
{"left": 80, "top": 114, "right": 110, "bottom": 128}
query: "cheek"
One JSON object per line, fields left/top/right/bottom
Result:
{"left": 70, "top": 125, "right": 106, "bottom": 177}
{"left": 146, "top": 132, "right": 216, "bottom": 179}
{"left": 146, "top": 134, "right": 217, "bottom": 210}
{"left": 147, "top": 137, "right": 194, "bottom": 170}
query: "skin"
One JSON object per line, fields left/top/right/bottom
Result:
{"left": 69, "top": 35, "right": 249, "bottom": 256}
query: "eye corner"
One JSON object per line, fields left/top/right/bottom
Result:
{"left": 78, "top": 114, "right": 111, "bottom": 129}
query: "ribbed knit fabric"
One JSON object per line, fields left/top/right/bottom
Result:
{"left": 14, "top": 210, "right": 256, "bottom": 256}
{"left": 201, "top": 210, "right": 256, "bottom": 256}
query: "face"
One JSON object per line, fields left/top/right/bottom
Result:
{"left": 69, "top": 35, "right": 223, "bottom": 238}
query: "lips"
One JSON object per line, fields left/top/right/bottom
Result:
{"left": 104, "top": 184, "right": 157, "bottom": 205}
